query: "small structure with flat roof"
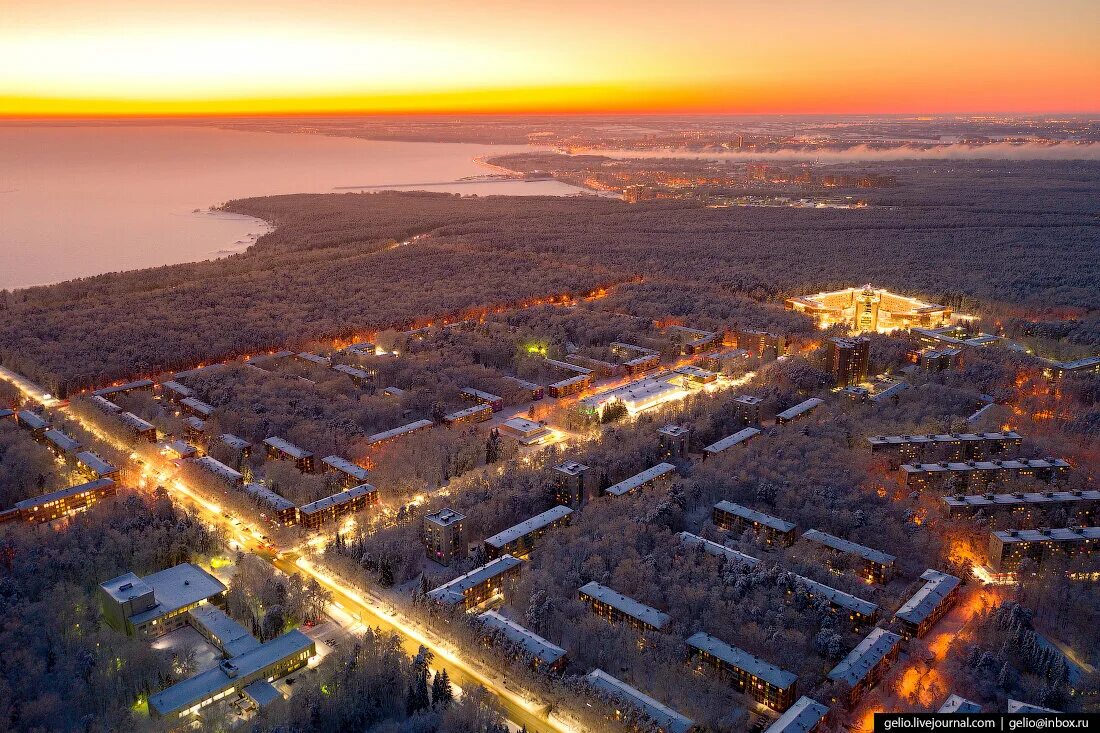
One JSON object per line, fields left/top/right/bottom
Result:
{"left": 499, "top": 416, "right": 552, "bottom": 445}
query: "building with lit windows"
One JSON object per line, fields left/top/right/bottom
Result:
{"left": 148, "top": 628, "right": 314, "bottom": 720}
{"left": 604, "top": 463, "right": 677, "bottom": 498}
{"left": 179, "top": 397, "right": 215, "bottom": 419}
{"left": 423, "top": 508, "right": 465, "bottom": 565}
{"left": 732, "top": 395, "right": 763, "bottom": 426}
{"left": 552, "top": 461, "right": 590, "bottom": 506}
{"left": 686, "top": 631, "right": 798, "bottom": 712}
{"left": 900, "top": 458, "right": 1071, "bottom": 493}
{"left": 585, "top": 669, "right": 695, "bottom": 733}
{"left": 366, "top": 419, "right": 433, "bottom": 447}
{"left": 218, "top": 433, "right": 251, "bottom": 458}
{"left": 942, "top": 488, "right": 1099, "bottom": 523}
{"left": 92, "top": 379, "right": 155, "bottom": 398}
{"left": 825, "top": 336, "right": 869, "bottom": 387}
{"left": 732, "top": 329, "right": 788, "bottom": 360}
{"left": 243, "top": 483, "right": 299, "bottom": 526}
{"left": 827, "top": 628, "right": 902, "bottom": 708}
{"left": 658, "top": 424, "right": 691, "bottom": 460}
{"left": 6, "top": 478, "right": 116, "bottom": 524}
{"left": 76, "top": 450, "right": 119, "bottom": 480}
{"left": 43, "top": 428, "right": 81, "bottom": 457}
{"left": 713, "top": 501, "right": 796, "bottom": 545}
{"left": 578, "top": 581, "right": 670, "bottom": 632}
{"left": 442, "top": 403, "right": 493, "bottom": 425}
{"left": 476, "top": 610, "right": 567, "bottom": 673}
{"left": 99, "top": 563, "right": 227, "bottom": 638}
{"left": 801, "top": 530, "right": 896, "bottom": 584}
{"left": 786, "top": 286, "right": 950, "bottom": 334}
{"left": 775, "top": 398, "right": 823, "bottom": 425}
{"left": 427, "top": 554, "right": 523, "bottom": 610}
{"left": 119, "top": 411, "right": 157, "bottom": 442}
{"left": 321, "top": 455, "right": 370, "bottom": 488}
{"left": 484, "top": 505, "right": 572, "bottom": 560}
{"left": 894, "top": 569, "right": 961, "bottom": 639}
{"left": 461, "top": 387, "right": 504, "bottom": 412}
{"left": 987, "top": 526, "right": 1099, "bottom": 572}
{"left": 191, "top": 455, "right": 244, "bottom": 488}
{"left": 498, "top": 417, "right": 552, "bottom": 445}
{"left": 763, "top": 696, "right": 830, "bottom": 733}
{"left": 298, "top": 484, "right": 377, "bottom": 530}
{"left": 263, "top": 437, "right": 315, "bottom": 473}
{"left": 703, "top": 428, "right": 761, "bottom": 460}
{"left": 868, "top": 431, "right": 1022, "bottom": 468}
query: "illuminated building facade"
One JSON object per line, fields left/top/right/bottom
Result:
{"left": 787, "top": 285, "right": 950, "bottom": 334}
{"left": 826, "top": 336, "right": 869, "bottom": 387}
{"left": 987, "top": 526, "right": 1099, "bottom": 572}
{"left": 423, "top": 508, "right": 465, "bottom": 565}
{"left": 686, "top": 631, "right": 798, "bottom": 712}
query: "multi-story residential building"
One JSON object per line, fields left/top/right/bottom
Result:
{"left": 158, "top": 380, "right": 195, "bottom": 402}
{"left": 242, "top": 483, "right": 299, "bottom": 526}
{"left": 43, "top": 428, "right": 81, "bottom": 457}
{"left": 16, "top": 409, "right": 49, "bottom": 435}
{"left": 76, "top": 450, "right": 119, "bottom": 480}
{"left": 503, "top": 376, "right": 544, "bottom": 401}
{"left": 321, "top": 455, "right": 370, "bottom": 488}
{"left": 732, "top": 394, "right": 763, "bottom": 426}
{"left": 801, "top": 529, "right": 896, "bottom": 584}
{"left": 868, "top": 431, "right": 1023, "bottom": 468}
{"left": 605, "top": 462, "right": 677, "bottom": 498}
{"left": 427, "top": 554, "right": 523, "bottom": 610}
{"left": 442, "top": 403, "right": 493, "bottom": 425}
{"left": 184, "top": 416, "right": 207, "bottom": 438}
{"left": 179, "top": 397, "right": 215, "bottom": 419}
{"left": 484, "top": 505, "right": 572, "bottom": 560}
{"left": 732, "top": 329, "right": 788, "bottom": 360}
{"left": 763, "top": 696, "right": 830, "bottom": 733}
{"left": 92, "top": 379, "right": 155, "bottom": 398}
{"left": 827, "top": 628, "right": 903, "bottom": 708}
{"left": 987, "top": 526, "right": 1099, "bottom": 572}
{"left": 552, "top": 460, "right": 590, "bottom": 506}
{"left": 703, "top": 427, "right": 761, "bottom": 460}
{"left": 423, "top": 508, "right": 466, "bottom": 565}
{"left": 547, "top": 374, "right": 591, "bottom": 398}
{"left": 900, "top": 458, "right": 1072, "bottom": 493}
{"left": 893, "top": 569, "right": 961, "bottom": 639}
{"left": 476, "top": 610, "right": 567, "bottom": 673}
{"left": 366, "top": 419, "right": 433, "bottom": 447}
{"left": 701, "top": 348, "right": 750, "bottom": 376}
{"left": 263, "top": 437, "right": 315, "bottom": 473}
{"left": 99, "top": 563, "right": 227, "bottom": 638}
{"left": 585, "top": 669, "right": 695, "bottom": 733}
{"left": 298, "top": 484, "right": 377, "bottom": 530}
{"left": 6, "top": 478, "right": 116, "bottom": 524}
{"left": 663, "top": 325, "right": 719, "bottom": 355}
{"left": 713, "top": 501, "right": 797, "bottom": 546}
{"left": 678, "top": 532, "right": 762, "bottom": 568}
{"left": 658, "top": 424, "right": 691, "bottom": 460}
{"left": 826, "top": 337, "right": 870, "bottom": 387}
{"left": 191, "top": 455, "right": 244, "bottom": 488}
{"left": 218, "top": 433, "right": 251, "bottom": 459}
{"left": 332, "top": 363, "right": 373, "bottom": 386}
{"left": 686, "top": 631, "right": 798, "bottom": 712}
{"left": 775, "top": 398, "right": 823, "bottom": 425}
{"left": 295, "top": 351, "right": 331, "bottom": 367}
{"left": 461, "top": 387, "right": 504, "bottom": 412}
{"left": 578, "top": 581, "right": 670, "bottom": 632}
{"left": 786, "top": 574, "right": 879, "bottom": 631}
{"left": 942, "top": 488, "right": 1100, "bottom": 523}
{"left": 119, "top": 411, "right": 157, "bottom": 442}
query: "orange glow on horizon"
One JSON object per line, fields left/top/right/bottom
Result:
{"left": 3, "top": 1, "right": 1099, "bottom": 118}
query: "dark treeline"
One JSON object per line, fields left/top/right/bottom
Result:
{"left": 2, "top": 161, "right": 1096, "bottom": 393}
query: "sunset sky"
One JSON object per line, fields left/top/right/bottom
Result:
{"left": 4, "top": 0, "right": 1099, "bottom": 117}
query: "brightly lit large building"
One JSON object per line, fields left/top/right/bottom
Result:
{"left": 787, "top": 285, "right": 950, "bottom": 334}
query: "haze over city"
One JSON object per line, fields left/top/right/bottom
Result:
{"left": 0, "top": 3, "right": 1097, "bottom": 733}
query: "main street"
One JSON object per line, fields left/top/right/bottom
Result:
{"left": 0, "top": 365, "right": 576, "bottom": 733}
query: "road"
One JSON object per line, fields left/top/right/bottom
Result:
{"left": 0, "top": 365, "right": 576, "bottom": 733}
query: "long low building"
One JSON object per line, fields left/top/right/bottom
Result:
{"left": 703, "top": 427, "right": 761, "bottom": 459}
{"left": 868, "top": 431, "right": 1022, "bottom": 466}
{"left": 442, "top": 403, "right": 493, "bottom": 425}
{"left": 8, "top": 478, "right": 116, "bottom": 524}
{"left": 179, "top": 397, "right": 215, "bottom": 419}
{"left": 188, "top": 605, "right": 262, "bottom": 657}
{"left": 775, "top": 398, "right": 823, "bottom": 425}
{"left": 484, "top": 505, "right": 573, "bottom": 559}
{"left": 243, "top": 483, "right": 299, "bottom": 526}
{"left": 894, "top": 569, "right": 961, "bottom": 639}
{"left": 679, "top": 532, "right": 761, "bottom": 568}
{"left": 686, "top": 631, "right": 798, "bottom": 712}
{"left": 827, "top": 627, "right": 902, "bottom": 708}
{"left": 901, "top": 458, "right": 1072, "bottom": 492}
{"left": 461, "top": 387, "right": 504, "bottom": 411}
{"left": 427, "top": 554, "right": 523, "bottom": 610}
{"left": 149, "top": 629, "right": 314, "bottom": 720}
{"left": 498, "top": 416, "right": 553, "bottom": 445}
{"left": 92, "top": 379, "right": 155, "bottom": 397}
{"left": 43, "top": 428, "right": 82, "bottom": 456}
{"left": 579, "top": 376, "right": 686, "bottom": 415}
{"left": 76, "top": 451, "right": 119, "bottom": 480}
{"left": 367, "top": 419, "right": 433, "bottom": 446}
{"left": 605, "top": 462, "right": 677, "bottom": 497}
{"left": 547, "top": 373, "right": 591, "bottom": 398}
{"left": 763, "top": 696, "right": 830, "bottom": 733}
{"left": 263, "top": 437, "right": 315, "bottom": 472}
{"left": 578, "top": 581, "right": 670, "bottom": 631}
{"left": 987, "top": 526, "right": 1100, "bottom": 572}
{"left": 477, "top": 610, "right": 567, "bottom": 672}
{"left": 585, "top": 669, "right": 694, "bottom": 733}
{"left": 942, "top": 489, "right": 1100, "bottom": 521}
{"left": 192, "top": 456, "right": 244, "bottom": 488}
{"left": 158, "top": 380, "right": 195, "bottom": 402}
{"left": 503, "top": 376, "right": 544, "bottom": 401}
{"left": 119, "top": 411, "right": 157, "bottom": 442}
{"left": 298, "top": 483, "right": 377, "bottom": 530}
{"left": 786, "top": 574, "right": 879, "bottom": 629}
{"left": 801, "top": 529, "right": 896, "bottom": 583}
{"left": 16, "top": 409, "right": 49, "bottom": 433}
{"left": 713, "top": 501, "right": 797, "bottom": 545}
{"left": 332, "top": 363, "right": 373, "bottom": 385}
{"left": 321, "top": 455, "right": 370, "bottom": 487}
